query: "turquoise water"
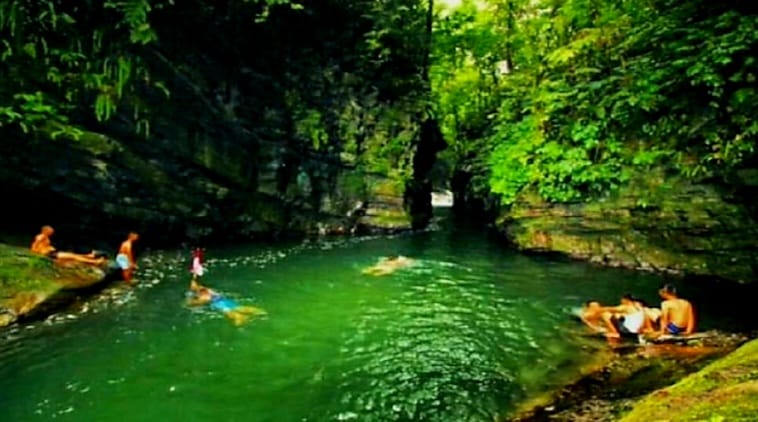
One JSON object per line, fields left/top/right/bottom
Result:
{"left": 0, "top": 218, "right": 750, "bottom": 421}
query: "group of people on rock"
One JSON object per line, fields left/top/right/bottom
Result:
{"left": 580, "top": 283, "right": 696, "bottom": 340}
{"left": 30, "top": 225, "right": 140, "bottom": 285}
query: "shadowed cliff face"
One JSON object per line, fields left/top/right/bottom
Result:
{"left": 0, "top": 129, "right": 414, "bottom": 249}
{"left": 0, "top": 1, "right": 437, "bottom": 247}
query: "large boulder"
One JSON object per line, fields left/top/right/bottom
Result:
{"left": 0, "top": 244, "right": 109, "bottom": 328}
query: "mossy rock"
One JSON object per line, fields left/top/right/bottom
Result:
{"left": 510, "top": 332, "right": 748, "bottom": 422}
{"left": 359, "top": 208, "right": 412, "bottom": 230}
{"left": 370, "top": 178, "right": 405, "bottom": 198}
{"left": 620, "top": 338, "right": 758, "bottom": 421}
{"left": 0, "top": 244, "right": 107, "bottom": 327}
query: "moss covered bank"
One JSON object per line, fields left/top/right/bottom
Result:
{"left": 0, "top": 244, "right": 111, "bottom": 328}
{"left": 510, "top": 333, "right": 754, "bottom": 421}
{"left": 620, "top": 337, "right": 758, "bottom": 421}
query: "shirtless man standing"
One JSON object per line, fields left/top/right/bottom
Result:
{"left": 117, "top": 232, "right": 139, "bottom": 285}
{"left": 657, "top": 283, "right": 696, "bottom": 336}
{"left": 30, "top": 225, "right": 105, "bottom": 265}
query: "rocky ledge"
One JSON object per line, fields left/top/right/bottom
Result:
{"left": 498, "top": 170, "right": 758, "bottom": 283}
{"left": 509, "top": 331, "right": 752, "bottom": 421}
{"left": 0, "top": 244, "right": 115, "bottom": 328}
{"left": 620, "top": 336, "right": 758, "bottom": 421}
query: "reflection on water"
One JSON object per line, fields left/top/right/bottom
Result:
{"left": 0, "top": 221, "right": 751, "bottom": 421}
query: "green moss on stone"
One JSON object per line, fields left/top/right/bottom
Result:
{"left": 73, "top": 131, "right": 120, "bottom": 155}
{"left": 0, "top": 244, "right": 106, "bottom": 326}
{"left": 620, "top": 338, "right": 758, "bottom": 421}
{"left": 371, "top": 179, "right": 404, "bottom": 198}
{"left": 0, "top": 245, "right": 59, "bottom": 299}
{"left": 339, "top": 173, "right": 368, "bottom": 200}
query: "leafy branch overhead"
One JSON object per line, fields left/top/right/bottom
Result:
{"left": 0, "top": 0, "right": 304, "bottom": 139}
{"left": 0, "top": 0, "right": 430, "bottom": 192}
{"left": 431, "top": 0, "right": 757, "bottom": 205}
{"left": 1, "top": 0, "right": 754, "bottom": 206}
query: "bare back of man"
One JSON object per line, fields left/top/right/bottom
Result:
{"left": 657, "top": 284, "right": 696, "bottom": 336}
{"left": 661, "top": 298, "right": 695, "bottom": 334}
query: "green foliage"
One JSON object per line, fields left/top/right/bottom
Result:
{"left": 0, "top": 0, "right": 169, "bottom": 138}
{"left": 0, "top": 0, "right": 309, "bottom": 142}
{"left": 295, "top": 109, "right": 328, "bottom": 150}
{"left": 432, "top": 0, "right": 758, "bottom": 205}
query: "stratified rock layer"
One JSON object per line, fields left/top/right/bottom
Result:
{"left": 498, "top": 171, "right": 758, "bottom": 283}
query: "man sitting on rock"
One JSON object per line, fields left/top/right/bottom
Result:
{"left": 30, "top": 225, "right": 106, "bottom": 266}
{"left": 655, "top": 283, "right": 696, "bottom": 336}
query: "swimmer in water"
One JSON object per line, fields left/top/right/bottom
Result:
{"left": 362, "top": 255, "right": 415, "bottom": 276}
{"left": 186, "top": 280, "right": 266, "bottom": 326}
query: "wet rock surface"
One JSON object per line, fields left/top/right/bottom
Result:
{"left": 509, "top": 331, "right": 750, "bottom": 421}
{"left": 620, "top": 336, "right": 758, "bottom": 421}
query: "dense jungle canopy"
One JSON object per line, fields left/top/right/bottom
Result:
{"left": 1, "top": 0, "right": 756, "bottom": 216}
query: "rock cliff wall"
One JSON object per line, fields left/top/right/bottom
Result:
{"left": 497, "top": 170, "right": 758, "bottom": 283}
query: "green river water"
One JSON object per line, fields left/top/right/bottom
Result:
{"left": 0, "top": 215, "right": 751, "bottom": 421}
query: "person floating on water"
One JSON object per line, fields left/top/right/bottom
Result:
{"left": 656, "top": 283, "right": 695, "bottom": 336}
{"left": 186, "top": 279, "right": 266, "bottom": 326}
{"left": 30, "top": 225, "right": 106, "bottom": 266}
{"left": 190, "top": 247, "right": 205, "bottom": 282}
{"left": 362, "top": 255, "right": 415, "bottom": 276}
{"left": 116, "top": 232, "right": 139, "bottom": 285}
